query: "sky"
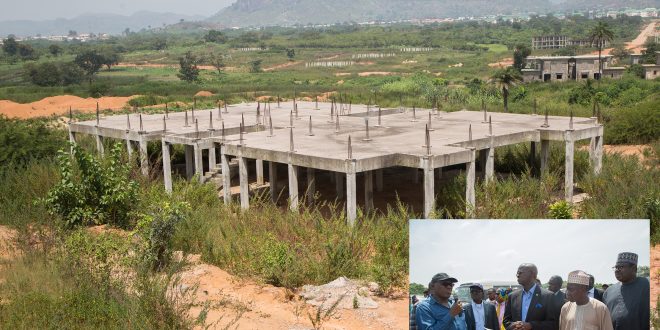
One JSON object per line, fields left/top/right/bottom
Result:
{"left": 0, "top": 0, "right": 235, "bottom": 21}
{"left": 410, "top": 220, "right": 650, "bottom": 286}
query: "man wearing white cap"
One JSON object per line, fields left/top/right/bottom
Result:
{"left": 603, "top": 252, "right": 649, "bottom": 330}
{"left": 559, "top": 270, "right": 613, "bottom": 330}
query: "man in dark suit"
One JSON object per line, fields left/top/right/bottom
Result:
{"left": 503, "top": 263, "right": 558, "bottom": 330}
{"left": 547, "top": 275, "right": 566, "bottom": 317}
{"left": 587, "top": 274, "right": 604, "bottom": 302}
{"left": 463, "top": 284, "right": 499, "bottom": 330}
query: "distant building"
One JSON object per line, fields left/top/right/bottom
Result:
{"left": 531, "top": 35, "right": 606, "bottom": 50}
{"left": 641, "top": 52, "right": 660, "bottom": 80}
{"left": 521, "top": 55, "right": 625, "bottom": 82}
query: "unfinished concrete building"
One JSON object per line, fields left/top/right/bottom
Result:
{"left": 522, "top": 55, "right": 625, "bottom": 82}
{"left": 68, "top": 101, "right": 604, "bottom": 223}
{"left": 531, "top": 36, "right": 607, "bottom": 50}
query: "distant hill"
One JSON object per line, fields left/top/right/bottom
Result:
{"left": 0, "top": 11, "right": 205, "bottom": 37}
{"left": 554, "top": 0, "right": 659, "bottom": 10}
{"left": 207, "top": 0, "right": 554, "bottom": 27}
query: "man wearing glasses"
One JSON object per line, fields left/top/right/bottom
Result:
{"left": 603, "top": 252, "right": 649, "bottom": 330}
{"left": 503, "top": 263, "right": 558, "bottom": 330}
{"left": 463, "top": 283, "right": 499, "bottom": 330}
{"left": 415, "top": 273, "right": 467, "bottom": 330}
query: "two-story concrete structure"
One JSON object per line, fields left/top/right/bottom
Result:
{"left": 521, "top": 55, "right": 625, "bottom": 82}
{"left": 641, "top": 51, "right": 660, "bottom": 80}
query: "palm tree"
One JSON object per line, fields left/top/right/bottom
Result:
{"left": 488, "top": 67, "right": 522, "bottom": 112}
{"left": 588, "top": 21, "right": 614, "bottom": 81}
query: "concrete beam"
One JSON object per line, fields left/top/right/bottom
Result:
{"left": 423, "top": 157, "right": 435, "bottom": 218}
{"left": 306, "top": 167, "right": 315, "bottom": 205}
{"left": 256, "top": 159, "right": 264, "bottom": 185}
{"left": 221, "top": 146, "right": 231, "bottom": 204}
{"left": 565, "top": 132, "right": 574, "bottom": 202}
{"left": 288, "top": 164, "right": 299, "bottom": 211}
{"left": 346, "top": 161, "right": 357, "bottom": 225}
{"left": 139, "top": 138, "right": 149, "bottom": 177}
{"left": 238, "top": 154, "right": 249, "bottom": 209}
{"left": 162, "top": 140, "right": 172, "bottom": 193}
{"left": 269, "top": 161, "right": 278, "bottom": 202}
{"left": 185, "top": 145, "right": 194, "bottom": 180}
{"left": 364, "top": 170, "right": 374, "bottom": 212}
{"left": 466, "top": 149, "right": 476, "bottom": 217}
{"left": 194, "top": 143, "right": 204, "bottom": 183}
{"left": 540, "top": 140, "right": 550, "bottom": 174}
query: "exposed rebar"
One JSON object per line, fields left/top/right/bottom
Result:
{"left": 347, "top": 135, "right": 352, "bottom": 159}
{"left": 289, "top": 127, "right": 294, "bottom": 153}
{"left": 308, "top": 116, "right": 314, "bottom": 136}
{"left": 139, "top": 114, "right": 144, "bottom": 132}
{"left": 468, "top": 124, "right": 472, "bottom": 142}
{"left": 163, "top": 115, "right": 167, "bottom": 131}
{"left": 569, "top": 110, "right": 574, "bottom": 130}
{"left": 184, "top": 110, "right": 190, "bottom": 127}
{"left": 489, "top": 116, "right": 493, "bottom": 136}
{"left": 425, "top": 124, "right": 431, "bottom": 156}
{"left": 363, "top": 117, "right": 372, "bottom": 141}
{"left": 541, "top": 108, "right": 549, "bottom": 128}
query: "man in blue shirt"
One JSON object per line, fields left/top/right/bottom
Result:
{"left": 415, "top": 273, "right": 468, "bottom": 330}
{"left": 503, "top": 263, "right": 558, "bottom": 330}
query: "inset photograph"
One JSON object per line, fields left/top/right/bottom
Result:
{"left": 409, "top": 220, "right": 650, "bottom": 330}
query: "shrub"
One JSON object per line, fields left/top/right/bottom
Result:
{"left": 0, "top": 116, "right": 67, "bottom": 172}
{"left": 42, "top": 143, "right": 139, "bottom": 229}
{"left": 548, "top": 201, "right": 572, "bottom": 219}
{"left": 136, "top": 201, "right": 189, "bottom": 271}
{"left": 604, "top": 98, "right": 660, "bottom": 144}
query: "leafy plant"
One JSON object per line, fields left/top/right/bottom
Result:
{"left": 548, "top": 201, "right": 573, "bottom": 219}
{"left": 135, "top": 201, "right": 190, "bottom": 271}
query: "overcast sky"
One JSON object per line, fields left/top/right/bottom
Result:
{"left": 0, "top": 0, "right": 235, "bottom": 21}
{"left": 410, "top": 220, "right": 650, "bottom": 286}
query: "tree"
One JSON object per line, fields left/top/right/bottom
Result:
{"left": 610, "top": 45, "right": 630, "bottom": 64}
{"left": 488, "top": 67, "right": 522, "bottom": 112}
{"left": 2, "top": 37, "right": 18, "bottom": 56}
{"left": 100, "top": 51, "right": 121, "bottom": 70}
{"left": 24, "top": 62, "right": 61, "bottom": 86}
{"left": 588, "top": 21, "right": 614, "bottom": 81}
{"left": 512, "top": 44, "right": 531, "bottom": 71}
{"left": 249, "top": 59, "right": 263, "bottom": 73}
{"left": 286, "top": 48, "right": 296, "bottom": 61}
{"left": 204, "top": 30, "right": 227, "bottom": 43}
{"left": 409, "top": 283, "right": 426, "bottom": 295}
{"left": 177, "top": 51, "right": 200, "bottom": 83}
{"left": 207, "top": 53, "right": 226, "bottom": 75}
{"left": 74, "top": 50, "right": 105, "bottom": 83}
{"left": 59, "top": 61, "right": 86, "bottom": 85}
{"left": 641, "top": 41, "right": 659, "bottom": 64}
{"left": 48, "top": 44, "right": 63, "bottom": 57}
{"left": 637, "top": 265, "right": 649, "bottom": 278}
{"left": 17, "top": 44, "right": 37, "bottom": 60}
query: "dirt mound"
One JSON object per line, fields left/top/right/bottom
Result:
{"left": 652, "top": 244, "right": 659, "bottom": 307}
{"left": 263, "top": 61, "right": 300, "bottom": 72}
{"left": 194, "top": 91, "right": 214, "bottom": 97}
{"left": 358, "top": 72, "right": 393, "bottom": 77}
{"left": 0, "top": 225, "right": 18, "bottom": 262}
{"left": 0, "top": 95, "right": 138, "bottom": 119}
{"left": 174, "top": 254, "right": 406, "bottom": 329}
{"left": 488, "top": 58, "right": 513, "bottom": 68}
{"left": 301, "top": 277, "right": 380, "bottom": 310}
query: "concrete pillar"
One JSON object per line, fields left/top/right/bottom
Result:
{"left": 346, "top": 163, "right": 357, "bottom": 225}
{"left": 589, "top": 134, "right": 603, "bottom": 175}
{"left": 194, "top": 143, "right": 204, "bottom": 183}
{"left": 256, "top": 159, "right": 264, "bottom": 185}
{"left": 238, "top": 155, "right": 249, "bottom": 209}
{"left": 423, "top": 158, "right": 435, "bottom": 218}
{"left": 306, "top": 167, "right": 315, "bottom": 205}
{"left": 364, "top": 171, "right": 374, "bottom": 212}
{"left": 485, "top": 147, "right": 495, "bottom": 183}
{"left": 466, "top": 149, "right": 476, "bottom": 217}
{"left": 162, "top": 140, "right": 172, "bottom": 193}
{"left": 269, "top": 161, "right": 278, "bottom": 202}
{"left": 95, "top": 134, "right": 104, "bottom": 157}
{"left": 375, "top": 169, "right": 383, "bottom": 192}
{"left": 288, "top": 164, "right": 299, "bottom": 211}
{"left": 565, "top": 132, "right": 574, "bottom": 202}
{"left": 221, "top": 146, "right": 231, "bottom": 204}
{"left": 540, "top": 140, "right": 550, "bottom": 174}
{"left": 336, "top": 172, "right": 345, "bottom": 199}
{"left": 68, "top": 129, "right": 76, "bottom": 154}
{"left": 125, "top": 138, "right": 133, "bottom": 159}
{"left": 139, "top": 139, "right": 149, "bottom": 177}
{"left": 208, "top": 147, "right": 217, "bottom": 172}
{"left": 185, "top": 145, "right": 194, "bottom": 180}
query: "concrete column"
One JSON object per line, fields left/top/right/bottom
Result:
{"left": 346, "top": 163, "right": 357, "bottom": 225}
{"left": 364, "top": 171, "right": 374, "bottom": 212}
{"left": 465, "top": 149, "right": 476, "bottom": 217}
{"left": 256, "top": 159, "right": 264, "bottom": 185}
{"left": 288, "top": 164, "right": 299, "bottom": 211}
{"left": 185, "top": 145, "right": 194, "bottom": 180}
{"left": 540, "top": 140, "right": 550, "bottom": 174}
{"left": 336, "top": 172, "right": 345, "bottom": 199}
{"left": 68, "top": 129, "right": 76, "bottom": 154}
{"left": 125, "top": 138, "right": 133, "bottom": 159}
{"left": 375, "top": 169, "right": 383, "bottom": 192}
{"left": 139, "top": 138, "right": 149, "bottom": 177}
{"left": 412, "top": 168, "right": 420, "bottom": 184}
{"left": 485, "top": 147, "right": 495, "bottom": 183}
{"left": 161, "top": 140, "right": 172, "bottom": 193}
{"left": 423, "top": 158, "right": 435, "bottom": 218}
{"left": 589, "top": 134, "right": 603, "bottom": 175}
{"left": 221, "top": 146, "right": 231, "bottom": 204}
{"left": 208, "top": 147, "right": 217, "bottom": 172}
{"left": 269, "top": 161, "right": 278, "bottom": 202}
{"left": 565, "top": 132, "right": 574, "bottom": 202}
{"left": 95, "top": 134, "right": 104, "bottom": 157}
{"left": 194, "top": 143, "right": 204, "bottom": 183}
{"left": 238, "top": 155, "right": 249, "bottom": 209}
{"left": 306, "top": 167, "right": 315, "bottom": 205}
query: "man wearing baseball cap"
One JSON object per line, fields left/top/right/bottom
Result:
{"left": 415, "top": 273, "right": 467, "bottom": 330}
{"left": 463, "top": 283, "right": 499, "bottom": 330}
{"left": 603, "top": 252, "right": 649, "bottom": 329}
{"left": 559, "top": 270, "right": 613, "bottom": 330}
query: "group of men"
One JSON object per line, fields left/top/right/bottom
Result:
{"left": 411, "top": 252, "right": 649, "bottom": 330}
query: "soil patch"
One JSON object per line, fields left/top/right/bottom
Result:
{"left": 195, "top": 91, "right": 215, "bottom": 98}
{"left": 488, "top": 58, "right": 513, "bottom": 68}
{"left": 358, "top": 72, "right": 393, "bottom": 77}
{"left": 263, "top": 61, "right": 301, "bottom": 72}
{"left": 652, "top": 244, "right": 659, "bottom": 307}
{"left": 0, "top": 95, "right": 138, "bottom": 119}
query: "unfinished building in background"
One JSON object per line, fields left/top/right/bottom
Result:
{"left": 522, "top": 55, "right": 625, "bottom": 82}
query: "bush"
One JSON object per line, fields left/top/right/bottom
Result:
{"left": 604, "top": 98, "right": 660, "bottom": 144}
{"left": 136, "top": 201, "right": 189, "bottom": 271}
{"left": 128, "top": 94, "right": 167, "bottom": 107}
{"left": 548, "top": 201, "right": 572, "bottom": 219}
{"left": 0, "top": 116, "right": 67, "bottom": 172}
{"left": 42, "top": 143, "right": 139, "bottom": 229}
